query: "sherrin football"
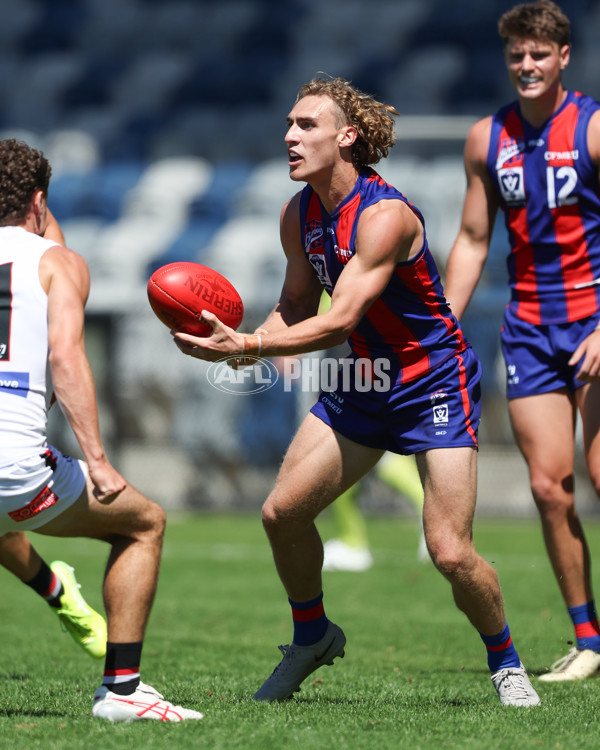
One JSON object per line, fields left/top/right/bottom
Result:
{"left": 147, "top": 262, "right": 244, "bottom": 336}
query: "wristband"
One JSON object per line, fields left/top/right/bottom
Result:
{"left": 242, "top": 334, "right": 261, "bottom": 356}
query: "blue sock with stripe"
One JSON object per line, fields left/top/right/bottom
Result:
{"left": 289, "top": 593, "right": 329, "bottom": 646}
{"left": 568, "top": 602, "right": 600, "bottom": 652}
{"left": 480, "top": 622, "right": 521, "bottom": 673}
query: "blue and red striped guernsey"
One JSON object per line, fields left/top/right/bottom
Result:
{"left": 487, "top": 90, "right": 600, "bottom": 325}
{"left": 299, "top": 168, "right": 468, "bottom": 385}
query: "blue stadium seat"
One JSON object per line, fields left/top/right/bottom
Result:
{"left": 146, "top": 217, "right": 225, "bottom": 275}
{"left": 50, "top": 162, "right": 144, "bottom": 222}
{"left": 189, "top": 161, "right": 254, "bottom": 223}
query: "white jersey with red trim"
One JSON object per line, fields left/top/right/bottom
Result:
{"left": 0, "top": 226, "right": 56, "bottom": 476}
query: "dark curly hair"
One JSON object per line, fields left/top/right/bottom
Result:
{"left": 498, "top": 0, "right": 570, "bottom": 48}
{"left": 295, "top": 75, "right": 398, "bottom": 168}
{"left": 0, "top": 139, "right": 52, "bottom": 226}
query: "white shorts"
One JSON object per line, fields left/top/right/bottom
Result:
{"left": 0, "top": 446, "right": 87, "bottom": 533}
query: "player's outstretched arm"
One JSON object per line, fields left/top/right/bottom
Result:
{"left": 174, "top": 197, "right": 418, "bottom": 360}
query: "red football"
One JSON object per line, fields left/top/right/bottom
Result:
{"left": 147, "top": 262, "right": 244, "bottom": 336}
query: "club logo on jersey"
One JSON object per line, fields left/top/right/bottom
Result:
{"left": 498, "top": 167, "right": 526, "bottom": 205}
{"left": 496, "top": 139, "right": 525, "bottom": 170}
{"left": 304, "top": 220, "right": 324, "bottom": 251}
{"left": 507, "top": 363, "right": 519, "bottom": 386}
{"left": 430, "top": 389, "right": 448, "bottom": 404}
{"left": 0, "top": 371, "right": 29, "bottom": 397}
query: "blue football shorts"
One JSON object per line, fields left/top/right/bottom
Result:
{"left": 501, "top": 305, "right": 600, "bottom": 399}
{"left": 310, "top": 347, "right": 481, "bottom": 455}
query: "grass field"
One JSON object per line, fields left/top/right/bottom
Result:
{"left": 1, "top": 511, "right": 600, "bottom": 749}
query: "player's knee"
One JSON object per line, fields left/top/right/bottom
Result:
{"left": 135, "top": 498, "right": 166, "bottom": 543}
{"left": 261, "top": 494, "right": 299, "bottom": 535}
{"left": 427, "top": 537, "right": 470, "bottom": 581}
{"left": 261, "top": 497, "right": 281, "bottom": 532}
{"left": 530, "top": 471, "right": 574, "bottom": 514}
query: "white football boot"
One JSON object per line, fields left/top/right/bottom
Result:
{"left": 538, "top": 647, "right": 600, "bottom": 682}
{"left": 491, "top": 664, "right": 541, "bottom": 706}
{"left": 92, "top": 682, "right": 204, "bottom": 722}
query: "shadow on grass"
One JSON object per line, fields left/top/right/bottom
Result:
{"left": 288, "top": 695, "right": 477, "bottom": 708}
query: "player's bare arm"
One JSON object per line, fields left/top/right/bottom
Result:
{"left": 317, "top": 198, "right": 421, "bottom": 339}
{"left": 174, "top": 198, "right": 418, "bottom": 361}
{"left": 444, "top": 117, "right": 498, "bottom": 320}
{"left": 40, "top": 246, "right": 126, "bottom": 502}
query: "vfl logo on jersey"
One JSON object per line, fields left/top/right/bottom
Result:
{"left": 0, "top": 371, "right": 30, "bottom": 397}
{"left": 305, "top": 220, "right": 333, "bottom": 290}
{"left": 506, "top": 363, "right": 519, "bottom": 386}
{"left": 308, "top": 254, "right": 333, "bottom": 293}
{"left": 432, "top": 403, "right": 449, "bottom": 426}
{"left": 498, "top": 166, "right": 525, "bottom": 205}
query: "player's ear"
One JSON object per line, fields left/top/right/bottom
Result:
{"left": 338, "top": 125, "right": 358, "bottom": 149}
{"left": 559, "top": 44, "right": 570, "bottom": 70}
{"left": 31, "top": 190, "right": 47, "bottom": 234}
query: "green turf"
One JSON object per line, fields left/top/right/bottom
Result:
{"left": 1, "top": 512, "right": 599, "bottom": 749}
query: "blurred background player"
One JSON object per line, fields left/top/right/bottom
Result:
{"left": 445, "top": 0, "right": 600, "bottom": 682}
{"left": 174, "top": 75, "right": 540, "bottom": 707}
{"left": 323, "top": 453, "right": 428, "bottom": 571}
{"left": 0, "top": 138, "right": 203, "bottom": 722}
